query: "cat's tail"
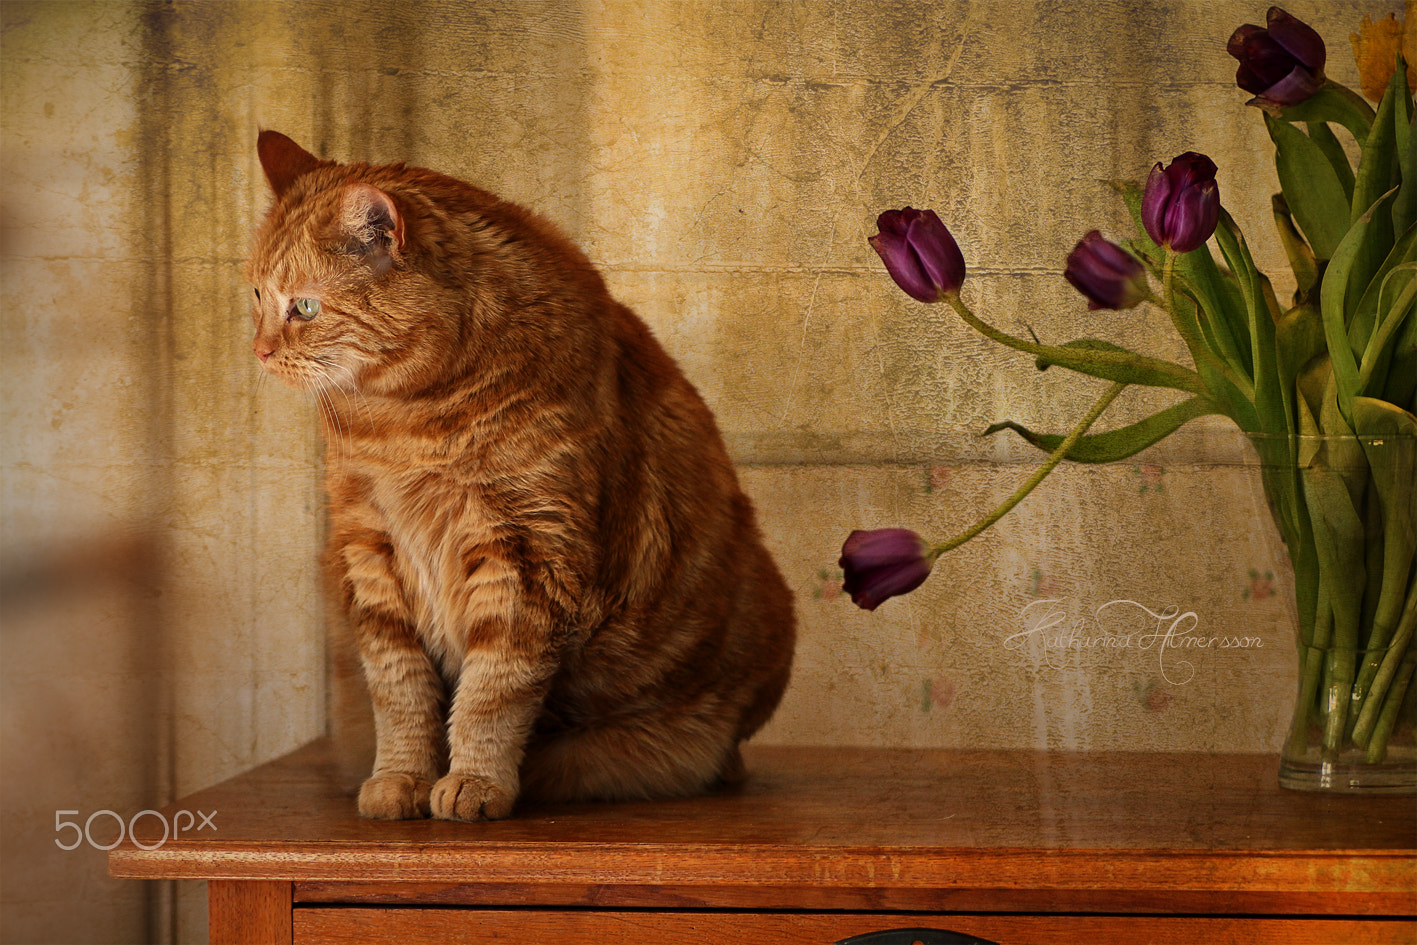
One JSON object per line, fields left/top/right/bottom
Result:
{"left": 518, "top": 705, "right": 747, "bottom": 804}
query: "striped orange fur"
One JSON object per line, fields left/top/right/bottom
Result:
{"left": 245, "top": 131, "right": 795, "bottom": 821}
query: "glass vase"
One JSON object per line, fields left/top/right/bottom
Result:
{"left": 1249, "top": 433, "right": 1417, "bottom": 794}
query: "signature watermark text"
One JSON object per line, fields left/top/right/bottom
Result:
{"left": 1005, "top": 599, "right": 1263, "bottom": 684}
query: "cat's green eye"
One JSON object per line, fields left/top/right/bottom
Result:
{"left": 291, "top": 298, "right": 321, "bottom": 321}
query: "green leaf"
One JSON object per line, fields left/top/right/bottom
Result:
{"left": 1266, "top": 112, "right": 1357, "bottom": 260}
{"left": 1034, "top": 338, "right": 1127, "bottom": 371}
{"left": 1381, "top": 293, "right": 1417, "bottom": 411}
{"left": 1109, "top": 178, "right": 1144, "bottom": 207}
{"left": 1124, "top": 243, "right": 1255, "bottom": 381}
{"left": 1029, "top": 337, "right": 1207, "bottom": 394}
{"left": 1356, "top": 268, "right": 1417, "bottom": 400}
{"left": 1305, "top": 121, "right": 1356, "bottom": 202}
{"left": 1178, "top": 256, "right": 1253, "bottom": 376}
{"left": 1297, "top": 355, "right": 1330, "bottom": 434}
{"left": 983, "top": 396, "right": 1219, "bottom": 463}
{"left": 1272, "top": 193, "right": 1320, "bottom": 302}
{"left": 1162, "top": 282, "right": 1259, "bottom": 430}
{"left": 1278, "top": 80, "right": 1375, "bottom": 143}
{"left": 1389, "top": 55, "right": 1416, "bottom": 238}
{"left": 1349, "top": 221, "right": 1417, "bottom": 360}
{"left": 1213, "top": 209, "right": 1283, "bottom": 435}
{"left": 1317, "top": 365, "right": 1368, "bottom": 509}
{"left": 1348, "top": 397, "right": 1417, "bottom": 748}
{"left": 1343, "top": 69, "right": 1402, "bottom": 291}
{"left": 1321, "top": 187, "right": 1401, "bottom": 426}
{"left": 941, "top": 293, "right": 1206, "bottom": 397}
{"left": 1275, "top": 302, "right": 1326, "bottom": 440}
{"left": 1350, "top": 77, "right": 1403, "bottom": 229}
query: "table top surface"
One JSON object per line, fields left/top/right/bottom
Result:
{"left": 107, "top": 740, "right": 1417, "bottom": 911}
{"left": 111, "top": 740, "right": 1417, "bottom": 851}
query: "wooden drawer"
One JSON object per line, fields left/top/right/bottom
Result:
{"left": 291, "top": 908, "right": 1415, "bottom": 945}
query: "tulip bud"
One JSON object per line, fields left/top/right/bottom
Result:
{"left": 1141, "top": 152, "right": 1221, "bottom": 254}
{"left": 839, "top": 528, "right": 934, "bottom": 611}
{"left": 1227, "top": 6, "right": 1326, "bottom": 108}
{"left": 868, "top": 207, "right": 966, "bottom": 303}
{"left": 1064, "top": 231, "right": 1149, "bottom": 310}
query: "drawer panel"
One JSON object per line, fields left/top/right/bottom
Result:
{"left": 294, "top": 907, "right": 1416, "bottom": 944}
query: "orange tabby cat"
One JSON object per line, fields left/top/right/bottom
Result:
{"left": 245, "top": 131, "right": 795, "bottom": 821}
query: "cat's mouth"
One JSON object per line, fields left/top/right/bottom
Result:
{"left": 254, "top": 345, "right": 290, "bottom": 383}
{"left": 254, "top": 337, "right": 358, "bottom": 393}
{"left": 255, "top": 352, "right": 317, "bottom": 392}
{"left": 270, "top": 355, "right": 363, "bottom": 396}
{"left": 262, "top": 367, "right": 312, "bottom": 392}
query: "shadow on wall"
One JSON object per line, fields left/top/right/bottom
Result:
{"left": 1, "top": 1, "right": 594, "bottom": 942}
{"left": 1, "top": 532, "right": 170, "bottom": 942}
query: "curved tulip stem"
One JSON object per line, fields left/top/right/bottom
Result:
{"left": 926, "top": 380, "right": 1128, "bottom": 560}
{"left": 943, "top": 294, "right": 1206, "bottom": 395}
{"left": 943, "top": 292, "right": 1052, "bottom": 354}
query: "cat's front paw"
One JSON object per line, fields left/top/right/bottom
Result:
{"left": 358, "top": 772, "right": 432, "bottom": 820}
{"left": 430, "top": 773, "right": 516, "bottom": 822}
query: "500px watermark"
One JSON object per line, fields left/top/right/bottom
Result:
{"left": 54, "top": 809, "right": 216, "bottom": 851}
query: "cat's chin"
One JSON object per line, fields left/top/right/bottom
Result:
{"left": 259, "top": 362, "right": 349, "bottom": 395}
{"left": 260, "top": 368, "right": 310, "bottom": 392}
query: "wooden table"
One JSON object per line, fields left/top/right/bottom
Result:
{"left": 109, "top": 740, "right": 1416, "bottom": 944}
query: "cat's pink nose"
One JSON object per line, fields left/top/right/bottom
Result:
{"left": 254, "top": 338, "right": 274, "bottom": 362}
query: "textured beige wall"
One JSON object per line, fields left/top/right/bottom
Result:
{"left": 1, "top": 1, "right": 1398, "bottom": 941}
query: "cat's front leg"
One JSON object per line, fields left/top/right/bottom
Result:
{"left": 433, "top": 644, "right": 552, "bottom": 822}
{"left": 331, "top": 522, "right": 447, "bottom": 819}
{"left": 354, "top": 608, "right": 447, "bottom": 819}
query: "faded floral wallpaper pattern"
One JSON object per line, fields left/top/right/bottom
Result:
{"left": 748, "top": 433, "right": 1296, "bottom": 752}
{"left": 2, "top": 1, "right": 1401, "bottom": 941}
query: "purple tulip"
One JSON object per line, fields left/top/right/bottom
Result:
{"left": 1227, "top": 7, "right": 1326, "bottom": 107}
{"left": 1141, "top": 152, "right": 1221, "bottom": 254}
{"left": 1064, "top": 231, "right": 1148, "bottom": 310}
{"left": 839, "top": 528, "right": 934, "bottom": 611}
{"left": 869, "top": 208, "right": 966, "bottom": 302}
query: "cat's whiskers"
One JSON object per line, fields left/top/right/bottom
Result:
{"left": 312, "top": 386, "right": 340, "bottom": 463}
{"left": 306, "top": 365, "right": 352, "bottom": 467}
{"left": 314, "top": 355, "right": 375, "bottom": 438}
{"left": 330, "top": 392, "right": 359, "bottom": 468}
{"left": 326, "top": 390, "right": 355, "bottom": 468}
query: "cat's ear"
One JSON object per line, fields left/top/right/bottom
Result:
{"left": 257, "top": 130, "right": 325, "bottom": 197}
{"left": 339, "top": 183, "right": 404, "bottom": 272}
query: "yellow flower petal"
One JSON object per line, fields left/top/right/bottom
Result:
{"left": 1351, "top": 9, "right": 1416, "bottom": 103}
{"left": 1408, "top": 0, "right": 1417, "bottom": 78}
